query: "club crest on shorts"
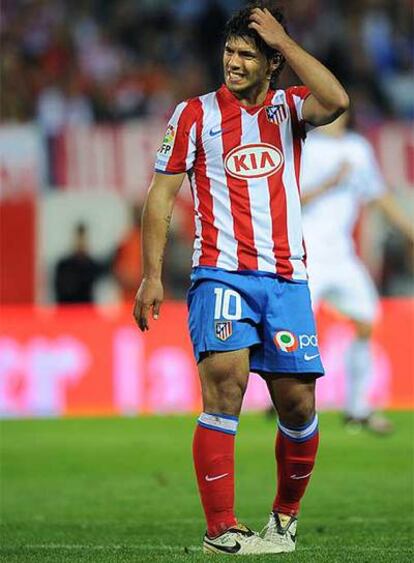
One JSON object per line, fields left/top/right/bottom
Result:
{"left": 265, "top": 104, "right": 288, "bottom": 125}
{"left": 215, "top": 320, "right": 233, "bottom": 341}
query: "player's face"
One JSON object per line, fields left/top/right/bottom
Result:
{"left": 223, "top": 36, "right": 272, "bottom": 96}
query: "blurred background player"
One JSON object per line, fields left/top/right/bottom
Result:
{"left": 301, "top": 112, "right": 413, "bottom": 434}
{"left": 54, "top": 222, "right": 107, "bottom": 304}
{"left": 134, "top": 1, "right": 349, "bottom": 555}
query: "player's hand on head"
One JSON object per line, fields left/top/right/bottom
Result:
{"left": 248, "top": 7, "right": 288, "bottom": 50}
{"left": 133, "top": 278, "right": 164, "bottom": 332}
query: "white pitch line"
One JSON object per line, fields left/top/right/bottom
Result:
{"left": 23, "top": 544, "right": 200, "bottom": 551}
{"left": 16, "top": 544, "right": 414, "bottom": 553}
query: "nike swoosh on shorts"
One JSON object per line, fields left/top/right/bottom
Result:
{"left": 304, "top": 353, "right": 320, "bottom": 361}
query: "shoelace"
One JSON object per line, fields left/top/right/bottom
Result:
{"left": 260, "top": 517, "right": 291, "bottom": 542}
{"left": 232, "top": 527, "right": 262, "bottom": 543}
{"left": 241, "top": 533, "right": 268, "bottom": 547}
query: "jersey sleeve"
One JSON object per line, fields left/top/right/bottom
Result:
{"left": 285, "top": 86, "right": 312, "bottom": 139}
{"left": 155, "top": 101, "right": 197, "bottom": 174}
{"left": 353, "top": 138, "right": 387, "bottom": 203}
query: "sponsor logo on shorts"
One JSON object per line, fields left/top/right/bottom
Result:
{"left": 299, "top": 334, "right": 318, "bottom": 348}
{"left": 274, "top": 330, "right": 298, "bottom": 352}
{"left": 274, "top": 331, "right": 319, "bottom": 353}
{"left": 215, "top": 321, "right": 233, "bottom": 341}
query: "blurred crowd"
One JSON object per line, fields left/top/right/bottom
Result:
{"left": 53, "top": 204, "right": 193, "bottom": 305}
{"left": 1, "top": 0, "right": 413, "bottom": 134}
{"left": 1, "top": 0, "right": 413, "bottom": 304}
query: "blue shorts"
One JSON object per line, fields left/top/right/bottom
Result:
{"left": 187, "top": 267, "right": 324, "bottom": 376}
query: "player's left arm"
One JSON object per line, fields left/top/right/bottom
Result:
{"left": 357, "top": 139, "right": 414, "bottom": 243}
{"left": 374, "top": 193, "right": 414, "bottom": 243}
{"left": 249, "top": 8, "right": 349, "bottom": 126}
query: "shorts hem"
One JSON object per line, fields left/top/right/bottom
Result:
{"left": 194, "top": 339, "right": 261, "bottom": 363}
{"left": 251, "top": 368, "right": 325, "bottom": 379}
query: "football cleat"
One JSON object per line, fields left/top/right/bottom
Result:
{"left": 261, "top": 512, "right": 297, "bottom": 552}
{"left": 203, "top": 523, "right": 287, "bottom": 555}
{"left": 344, "top": 413, "right": 394, "bottom": 435}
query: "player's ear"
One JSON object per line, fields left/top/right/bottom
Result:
{"left": 267, "top": 55, "right": 280, "bottom": 79}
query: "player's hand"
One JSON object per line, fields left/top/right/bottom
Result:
{"left": 248, "top": 8, "right": 289, "bottom": 51}
{"left": 133, "top": 278, "right": 164, "bottom": 332}
{"left": 329, "top": 161, "right": 352, "bottom": 188}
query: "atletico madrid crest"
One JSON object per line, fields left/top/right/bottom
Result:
{"left": 265, "top": 104, "right": 288, "bottom": 125}
{"left": 215, "top": 321, "right": 233, "bottom": 341}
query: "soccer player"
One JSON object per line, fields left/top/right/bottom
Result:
{"left": 133, "top": 1, "right": 349, "bottom": 555}
{"left": 301, "top": 112, "right": 413, "bottom": 434}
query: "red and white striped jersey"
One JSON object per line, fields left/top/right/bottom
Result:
{"left": 155, "top": 84, "right": 311, "bottom": 280}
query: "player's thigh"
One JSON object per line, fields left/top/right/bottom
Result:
{"left": 330, "top": 259, "right": 379, "bottom": 323}
{"left": 198, "top": 349, "right": 250, "bottom": 415}
{"left": 199, "top": 349, "right": 250, "bottom": 392}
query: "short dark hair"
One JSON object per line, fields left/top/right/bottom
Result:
{"left": 75, "top": 222, "right": 87, "bottom": 236}
{"left": 224, "top": 1, "right": 287, "bottom": 88}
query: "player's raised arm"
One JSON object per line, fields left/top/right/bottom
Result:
{"left": 249, "top": 7, "right": 349, "bottom": 126}
{"left": 133, "top": 171, "right": 185, "bottom": 331}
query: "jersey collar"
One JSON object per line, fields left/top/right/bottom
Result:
{"left": 219, "top": 84, "right": 275, "bottom": 114}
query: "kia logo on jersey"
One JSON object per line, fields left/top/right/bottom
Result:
{"left": 224, "top": 143, "right": 284, "bottom": 180}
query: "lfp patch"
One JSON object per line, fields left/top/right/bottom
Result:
{"left": 158, "top": 124, "right": 176, "bottom": 156}
{"left": 265, "top": 104, "right": 287, "bottom": 125}
{"left": 162, "top": 124, "right": 176, "bottom": 144}
{"left": 215, "top": 321, "right": 233, "bottom": 341}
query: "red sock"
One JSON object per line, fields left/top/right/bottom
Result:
{"left": 273, "top": 416, "right": 319, "bottom": 516}
{"left": 193, "top": 413, "right": 238, "bottom": 537}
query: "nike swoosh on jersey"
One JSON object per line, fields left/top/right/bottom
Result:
{"left": 205, "top": 472, "right": 229, "bottom": 482}
{"left": 204, "top": 539, "right": 241, "bottom": 554}
{"left": 304, "top": 353, "right": 320, "bottom": 361}
{"left": 209, "top": 127, "right": 224, "bottom": 137}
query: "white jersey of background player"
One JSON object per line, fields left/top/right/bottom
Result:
{"left": 301, "top": 112, "right": 413, "bottom": 433}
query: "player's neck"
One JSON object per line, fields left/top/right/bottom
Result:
{"left": 232, "top": 82, "right": 270, "bottom": 108}
{"left": 321, "top": 130, "right": 346, "bottom": 139}
{"left": 319, "top": 123, "right": 347, "bottom": 138}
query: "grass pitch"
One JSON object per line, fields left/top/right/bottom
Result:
{"left": 1, "top": 412, "right": 413, "bottom": 562}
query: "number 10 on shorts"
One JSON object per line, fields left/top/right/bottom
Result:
{"left": 214, "top": 288, "right": 242, "bottom": 320}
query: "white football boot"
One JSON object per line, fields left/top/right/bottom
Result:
{"left": 261, "top": 512, "right": 297, "bottom": 553}
{"left": 203, "top": 523, "right": 287, "bottom": 555}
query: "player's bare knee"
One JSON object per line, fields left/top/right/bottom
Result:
{"left": 206, "top": 375, "right": 247, "bottom": 414}
{"left": 278, "top": 393, "right": 315, "bottom": 428}
{"left": 203, "top": 385, "right": 244, "bottom": 416}
{"left": 353, "top": 320, "right": 373, "bottom": 339}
